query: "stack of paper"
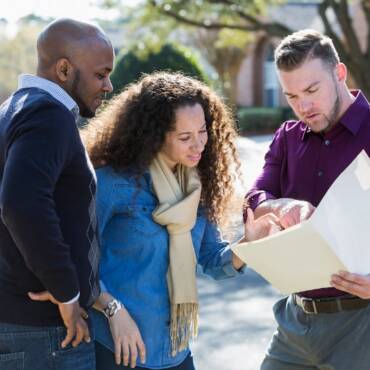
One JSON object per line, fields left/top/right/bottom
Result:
{"left": 232, "top": 151, "right": 370, "bottom": 294}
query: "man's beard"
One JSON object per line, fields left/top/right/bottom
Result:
{"left": 303, "top": 86, "right": 341, "bottom": 134}
{"left": 319, "top": 94, "right": 341, "bottom": 133}
{"left": 71, "top": 70, "right": 95, "bottom": 118}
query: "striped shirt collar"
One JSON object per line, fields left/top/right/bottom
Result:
{"left": 18, "top": 74, "right": 79, "bottom": 119}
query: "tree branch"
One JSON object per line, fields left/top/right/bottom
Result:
{"left": 149, "top": 0, "right": 292, "bottom": 38}
{"left": 361, "top": 0, "right": 370, "bottom": 58}
{"left": 207, "top": 0, "right": 266, "bottom": 27}
{"left": 329, "top": 0, "right": 363, "bottom": 60}
{"left": 146, "top": 0, "right": 370, "bottom": 96}
{"left": 318, "top": 0, "right": 351, "bottom": 64}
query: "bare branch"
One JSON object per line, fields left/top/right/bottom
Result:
{"left": 329, "top": 0, "right": 363, "bottom": 60}
{"left": 361, "top": 0, "right": 370, "bottom": 57}
{"left": 149, "top": 0, "right": 292, "bottom": 37}
{"left": 146, "top": 0, "right": 370, "bottom": 96}
{"left": 319, "top": 0, "right": 350, "bottom": 64}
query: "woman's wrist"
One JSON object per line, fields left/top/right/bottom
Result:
{"left": 231, "top": 252, "right": 245, "bottom": 271}
{"left": 94, "top": 292, "right": 117, "bottom": 311}
{"left": 102, "top": 298, "right": 123, "bottom": 319}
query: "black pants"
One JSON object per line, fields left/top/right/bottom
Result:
{"left": 95, "top": 341, "right": 196, "bottom": 370}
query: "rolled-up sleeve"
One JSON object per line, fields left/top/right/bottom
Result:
{"left": 198, "top": 221, "right": 245, "bottom": 280}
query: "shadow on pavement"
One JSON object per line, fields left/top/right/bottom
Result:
{"left": 192, "top": 270, "right": 284, "bottom": 370}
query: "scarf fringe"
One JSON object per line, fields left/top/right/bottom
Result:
{"left": 170, "top": 303, "right": 198, "bottom": 356}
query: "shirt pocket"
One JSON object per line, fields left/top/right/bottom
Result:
{"left": 120, "top": 204, "right": 165, "bottom": 238}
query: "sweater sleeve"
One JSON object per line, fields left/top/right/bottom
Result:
{"left": 95, "top": 168, "right": 117, "bottom": 293}
{"left": 0, "top": 105, "right": 80, "bottom": 302}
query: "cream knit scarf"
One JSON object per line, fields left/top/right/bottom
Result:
{"left": 149, "top": 153, "right": 202, "bottom": 356}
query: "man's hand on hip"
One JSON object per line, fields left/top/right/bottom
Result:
{"left": 28, "top": 290, "right": 90, "bottom": 348}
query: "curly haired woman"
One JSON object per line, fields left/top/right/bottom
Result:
{"left": 82, "top": 72, "right": 278, "bottom": 370}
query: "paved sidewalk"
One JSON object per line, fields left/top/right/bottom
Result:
{"left": 192, "top": 271, "right": 283, "bottom": 370}
{"left": 191, "top": 135, "right": 284, "bottom": 370}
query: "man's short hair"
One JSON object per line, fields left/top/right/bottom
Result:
{"left": 274, "top": 29, "right": 340, "bottom": 71}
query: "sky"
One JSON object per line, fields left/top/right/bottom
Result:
{"left": 1, "top": 0, "right": 141, "bottom": 37}
{"left": 1, "top": 0, "right": 140, "bottom": 22}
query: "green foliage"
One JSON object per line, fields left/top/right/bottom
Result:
{"left": 147, "top": 0, "right": 279, "bottom": 24}
{"left": 215, "top": 28, "right": 254, "bottom": 50}
{"left": 99, "top": 1, "right": 278, "bottom": 103}
{"left": 110, "top": 43, "right": 207, "bottom": 93}
{"left": 237, "top": 106, "right": 295, "bottom": 134}
{"left": 0, "top": 23, "right": 41, "bottom": 102}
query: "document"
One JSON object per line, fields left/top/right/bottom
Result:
{"left": 232, "top": 151, "right": 370, "bottom": 294}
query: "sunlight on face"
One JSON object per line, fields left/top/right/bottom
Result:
{"left": 70, "top": 42, "right": 114, "bottom": 118}
{"left": 160, "top": 103, "right": 208, "bottom": 171}
{"left": 278, "top": 58, "right": 344, "bottom": 133}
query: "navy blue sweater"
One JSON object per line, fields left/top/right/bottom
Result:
{"left": 0, "top": 88, "right": 100, "bottom": 326}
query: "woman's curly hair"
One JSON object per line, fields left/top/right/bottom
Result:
{"left": 82, "top": 72, "right": 241, "bottom": 226}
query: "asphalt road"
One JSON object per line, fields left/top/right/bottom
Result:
{"left": 191, "top": 135, "right": 284, "bottom": 370}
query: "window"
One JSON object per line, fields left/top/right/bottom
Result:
{"left": 263, "top": 45, "right": 280, "bottom": 107}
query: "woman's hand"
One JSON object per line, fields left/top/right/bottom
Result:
{"left": 108, "top": 307, "right": 146, "bottom": 368}
{"left": 244, "top": 208, "right": 281, "bottom": 241}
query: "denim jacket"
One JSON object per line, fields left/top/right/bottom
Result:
{"left": 92, "top": 166, "right": 242, "bottom": 369}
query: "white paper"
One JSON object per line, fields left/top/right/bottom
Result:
{"left": 232, "top": 151, "right": 370, "bottom": 294}
{"left": 310, "top": 151, "right": 370, "bottom": 274}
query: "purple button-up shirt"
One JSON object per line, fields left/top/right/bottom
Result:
{"left": 245, "top": 90, "right": 370, "bottom": 298}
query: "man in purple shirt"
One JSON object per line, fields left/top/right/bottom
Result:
{"left": 245, "top": 29, "right": 370, "bottom": 370}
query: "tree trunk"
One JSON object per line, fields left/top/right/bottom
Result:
{"left": 151, "top": 0, "right": 370, "bottom": 98}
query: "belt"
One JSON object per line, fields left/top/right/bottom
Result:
{"left": 293, "top": 294, "right": 370, "bottom": 314}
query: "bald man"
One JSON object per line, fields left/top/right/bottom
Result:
{"left": 0, "top": 18, "right": 114, "bottom": 370}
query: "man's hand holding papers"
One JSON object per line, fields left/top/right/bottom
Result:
{"left": 234, "top": 151, "right": 370, "bottom": 294}
{"left": 331, "top": 271, "right": 370, "bottom": 299}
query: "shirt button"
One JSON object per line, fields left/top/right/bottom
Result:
{"left": 324, "top": 139, "right": 330, "bottom": 146}
{"left": 318, "top": 171, "right": 323, "bottom": 177}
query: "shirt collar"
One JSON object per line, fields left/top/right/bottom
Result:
{"left": 301, "top": 90, "right": 369, "bottom": 141}
{"left": 301, "top": 125, "right": 312, "bottom": 141}
{"left": 339, "top": 90, "right": 369, "bottom": 135}
{"left": 18, "top": 74, "right": 79, "bottom": 119}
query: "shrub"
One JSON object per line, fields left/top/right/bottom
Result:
{"left": 237, "top": 106, "right": 295, "bottom": 134}
{"left": 110, "top": 43, "right": 207, "bottom": 93}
